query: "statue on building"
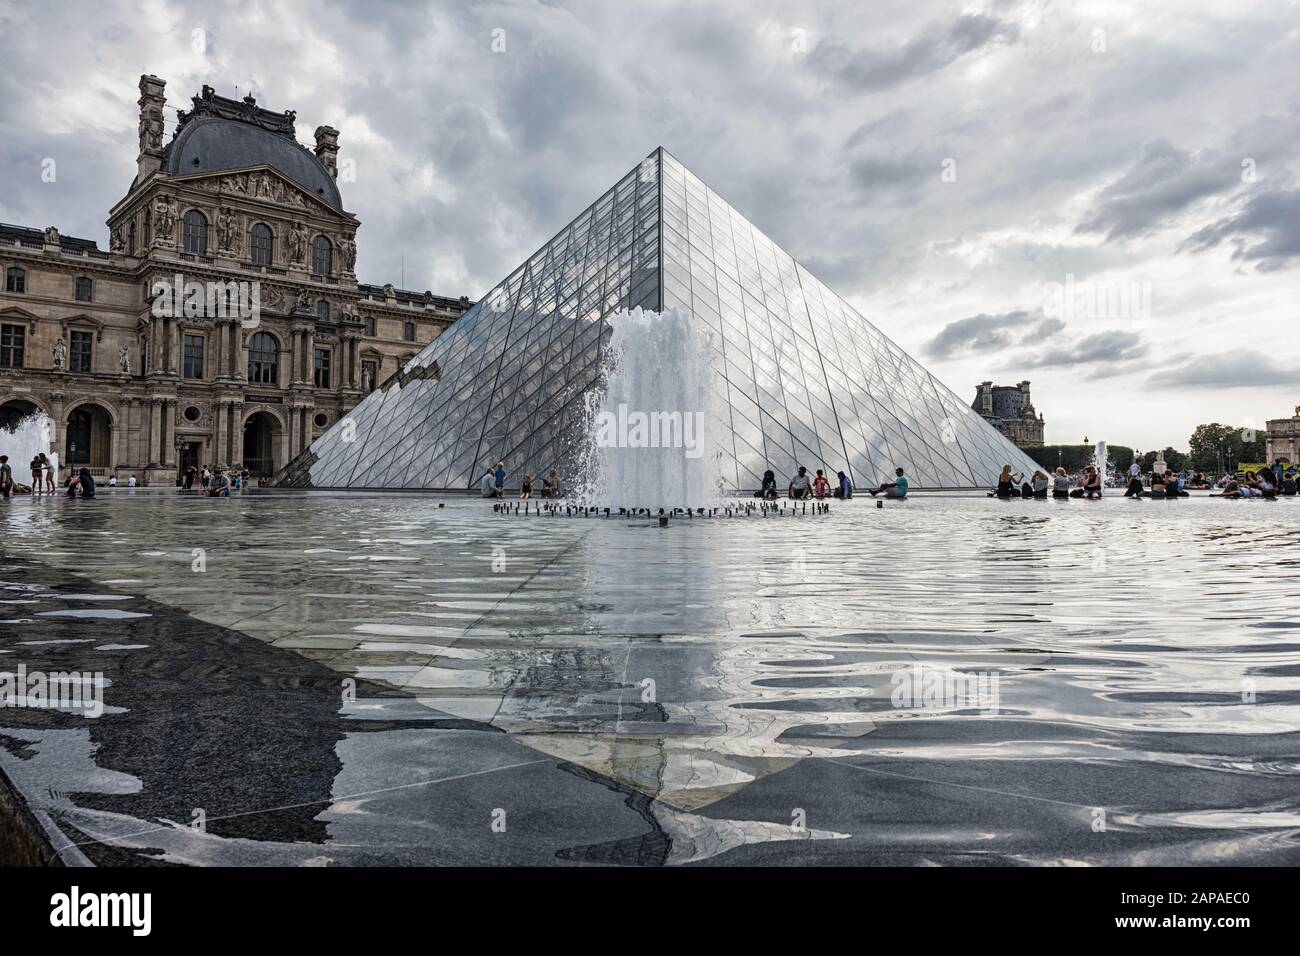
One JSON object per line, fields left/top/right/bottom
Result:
{"left": 383, "top": 283, "right": 395, "bottom": 299}
{"left": 153, "top": 195, "right": 177, "bottom": 242}
{"left": 295, "top": 288, "right": 312, "bottom": 312}
{"left": 44, "top": 225, "right": 60, "bottom": 246}
{"left": 52, "top": 336, "right": 67, "bottom": 370}
{"left": 217, "top": 206, "right": 239, "bottom": 254}
{"left": 339, "top": 233, "right": 357, "bottom": 274}
{"left": 118, "top": 344, "right": 132, "bottom": 374}
{"left": 110, "top": 225, "right": 125, "bottom": 253}
{"left": 289, "top": 222, "right": 307, "bottom": 265}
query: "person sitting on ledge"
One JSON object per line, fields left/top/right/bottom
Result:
{"left": 480, "top": 468, "right": 497, "bottom": 499}
{"left": 1149, "top": 471, "right": 1167, "bottom": 499}
{"left": 1282, "top": 469, "right": 1298, "bottom": 496}
{"left": 833, "top": 470, "right": 854, "bottom": 499}
{"left": 1029, "top": 470, "right": 1050, "bottom": 498}
{"left": 869, "top": 467, "right": 909, "bottom": 498}
{"left": 813, "top": 469, "right": 831, "bottom": 498}
{"left": 1081, "top": 465, "right": 1102, "bottom": 498}
{"left": 994, "top": 465, "right": 1022, "bottom": 498}
{"left": 789, "top": 466, "right": 813, "bottom": 499}
{"left": 756, "top": 469, "right": 779, "bottom": 499}
{"left": 64, "top": 468, "right": 96, "bottom": 499}
{"left": 520, "top": 473, "right": 533, "bottom": 499}
{"left": 208, "top": 471, "right": 230, "bottom": 497}
{"left": 540, "top": 468, "right": 560, "bottom": 498}
{"left": 1052, "top": 467, "right": 1071, "bottom": 499}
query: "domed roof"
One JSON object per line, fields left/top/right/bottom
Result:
{"left": 161, "top": 86, "right": 342, "bottom": 207}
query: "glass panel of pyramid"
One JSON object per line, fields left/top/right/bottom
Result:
{"left": 282, "top": 148, "right": 1040, "bottom": 491}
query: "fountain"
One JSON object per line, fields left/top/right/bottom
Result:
{"left": 0, "top": 411, "right": 56, "bottom": 491}
{"left": 1093, "top": 440, "right": 1108, "bottom": 480}
{"left": 575, "top": 307, "right": 723, "bottom": 510}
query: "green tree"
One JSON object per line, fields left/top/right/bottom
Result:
{"left": 1188, "top": 423, "right": 1267, "bottom": 473}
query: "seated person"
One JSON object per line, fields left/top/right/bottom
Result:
{"left": 541, "top": 469, "right": 561, "bottom": 498}
{"left": 994, "top": 465, "right": 1022, "bottom": 498}
{"left": 812, "top": 469, "right": 830, "bottom": 498}
{"left": 788, "top": 466, "right": 813, "bottom": 499}
{"left": 1030, "top": 470, "right": 1049, "bottom": 498}
{"left": 1282, "top": 470, "right": 1298, "bottom": 496}
{"left": 480, "top": 469, "right": 497, "bottom": 499}
{"left": 869, "top": 467, "right": 909, "bottom": 498}
{"left": 757, "top": 470, "right": 779, "bottom": 499}
{"left": 1149, "top": 472, "right": 1167, "bottom": 498}
{"left": 833, "top": 470, "right": 853, "bottom": 499}
{"left": 1051, "top": 467, "right": 1071, "bottom": 499}
{"left": 209, "top": 472, "right": 231, "bottom": 497}
{"left": 520, "top": 473, "right": 533, "bottom": 499}
{"left": 64, "top": 468, "right": 96, "bottom": 498}
{"left": 1081, "top": 466, "right": 1102, "bottom": 498}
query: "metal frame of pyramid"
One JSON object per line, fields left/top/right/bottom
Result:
{"left": 281, "top": 148, "right": 1040, "bottom": 491}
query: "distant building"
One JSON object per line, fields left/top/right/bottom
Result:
{"left": 972, "top": 380, "right": 1044, "bottom": 446}
{"left": 0, "top": 75, "right": 473, "bottom": 484}
{"left": 1266, "top": 405, "right": 1300, "bottom": 464}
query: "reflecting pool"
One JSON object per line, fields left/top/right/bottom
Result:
{"left": 2, "top": 492, "right": 1299, "bottom": 865}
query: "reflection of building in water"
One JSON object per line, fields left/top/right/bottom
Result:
{"left": 0, "top": 74, "right": 472, "bottom": 484}
{"left": 1266, "top": 405, "right": 1300, "bottom": 464}
{"left": 973, "top": 380, "right": 1044, "bottom": 446}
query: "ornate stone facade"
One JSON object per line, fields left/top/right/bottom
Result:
{"left": 972, "top": 380, "right": 1045, "bottom": 446}
{"left": 1266, "top": 405, "right": 1299, "bottom": 465}
{"left": 0, "top": 75, "right": 472, "bottom": 484}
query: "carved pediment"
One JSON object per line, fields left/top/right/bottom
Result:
{"left": 175, "top": 166, "right": 347, "bottom": 217}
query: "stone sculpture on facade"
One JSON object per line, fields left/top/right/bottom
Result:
{"left": 118, "top": 344, "right": 132, "bottom": 374}
{"left": 52, "top": 336, "right": 67, "bottom": 370}
{"left": 289, "top": 222, "right": 307, "bottom": 266}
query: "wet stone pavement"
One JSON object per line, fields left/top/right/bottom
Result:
{"left": 2, "top": 491, "right": 1300, "bottom": 865}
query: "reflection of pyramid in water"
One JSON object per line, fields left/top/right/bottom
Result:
{"left": 284, "top": 148, "right": 1038, "bottom": 490}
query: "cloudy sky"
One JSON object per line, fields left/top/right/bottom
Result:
{"left": 2, "top": 0, "right": 1297, "bottom": 450}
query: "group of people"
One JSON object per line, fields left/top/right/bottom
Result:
{"left": 183, "top": 465, "right": 252, "bottom": 497}
{"left": 0, "top": 454, "right": 104, "bottom": 500}
{"left": 757, "top": 465, "right": 907, "bottom": 500}
{"left": 480, "top": 462, "right": 563, "bottom": 499}
{"left": 994, "top": 465, "right": 1105, "bottom": 499}
{"left": 1214, "top": 468, "right": 1296, "bottom": 498}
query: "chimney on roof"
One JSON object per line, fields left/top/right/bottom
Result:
{"left": 314, "top": 125, "right": 340, "bottom": 179}
{"left": 136, "top": 75, "right": 167, "bottom": 182}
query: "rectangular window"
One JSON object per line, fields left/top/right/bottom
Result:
{"left": 313, "top": 347, "right": 331, "bottom": 389}
{"left": 0, "top": 323, "right": 24, "bottom": 368}
{"left": 183, "top": 334, "right": 205, "bottom": 379}
{"left": 363, "top": 316, "right": 376, "bottom": 336}
{"left": 362, "top": 359, "right": 378, "bottom": 393}
{"left": 70, "top": 330, "right": 93, "bottom": 373}
{"left": 404, "top": 320, "right": 416, "bottom": 341}
{"left": 75, "top": 276, "right": 93, "bottom": 302}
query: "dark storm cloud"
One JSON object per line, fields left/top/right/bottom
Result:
{"left": 813, "top": 13, "right": 1019, "bottom": 91}
{"left": 1076, "top": 141, "right": 1233, "bottom": 240}
{"left": 924, "top": 311, "right": 1032, "bottom": 359}
{"left": 924, "top": 311, "right": 1078, "bottom": 360}
{"left": 1181, "top": 188, "right": 1300, "bottom": 272}
{"left": 1022, "top": 330, "right": 1148, "bottom": 369}
{"left": 1149, "top": 349, "right": 1299, "bottom": 388}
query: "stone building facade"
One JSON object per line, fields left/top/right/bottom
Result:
{"left": 972, "top": 380, "right": 1045, "bottom": 446}
{"left": 1266, "top": 405, "right": 1299, "bottom": 465}
{"left": 0, "top": 76, "right": 471, "bottom": 484}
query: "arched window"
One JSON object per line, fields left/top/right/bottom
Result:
{"left": 247, "top": 331, "right": 279, "bottom": 385}
{"left": 5, "top": 267, "right": 25, "bottom": 293}
{"left": 183, "top": 209, "right": 208, "bottom": 255}
{"left": 127, "top": 219, "right": 136, "bottom": 255}
{"left": 75, "top": 276, "right": 93, "bottom": 302}
{"left": 317, "top": 300, "right": 330, "bottom": 322}
{"left": 311, "top": 235, "right": 332, "bottom": 276}
{"left": 250, "top": 223, "right": 273, "bottom": 266}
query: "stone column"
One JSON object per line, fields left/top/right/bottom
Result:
{"left": 150, "top": 315, "right": 163, "bottom": 373}
{"left": 303, "top": 329, "right": 315, "bottom": 385}
{"left": 350, "top": 337, "right": 360, "bottom": 388}
{"left": 229, "top": 402, "right": 244, "bottom": 464}
{"left": 147, "top": 399, "right": 161, "bottom": 465}
{"left": 162, "top": 399, "right": 175, "bottom": 467}
{"left": 212, "top": 400, "right": 225, "bottom": 467}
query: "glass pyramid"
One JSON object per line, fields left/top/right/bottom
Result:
{"left": 282, "top": 148, "right": 1040, "bottom": 491}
